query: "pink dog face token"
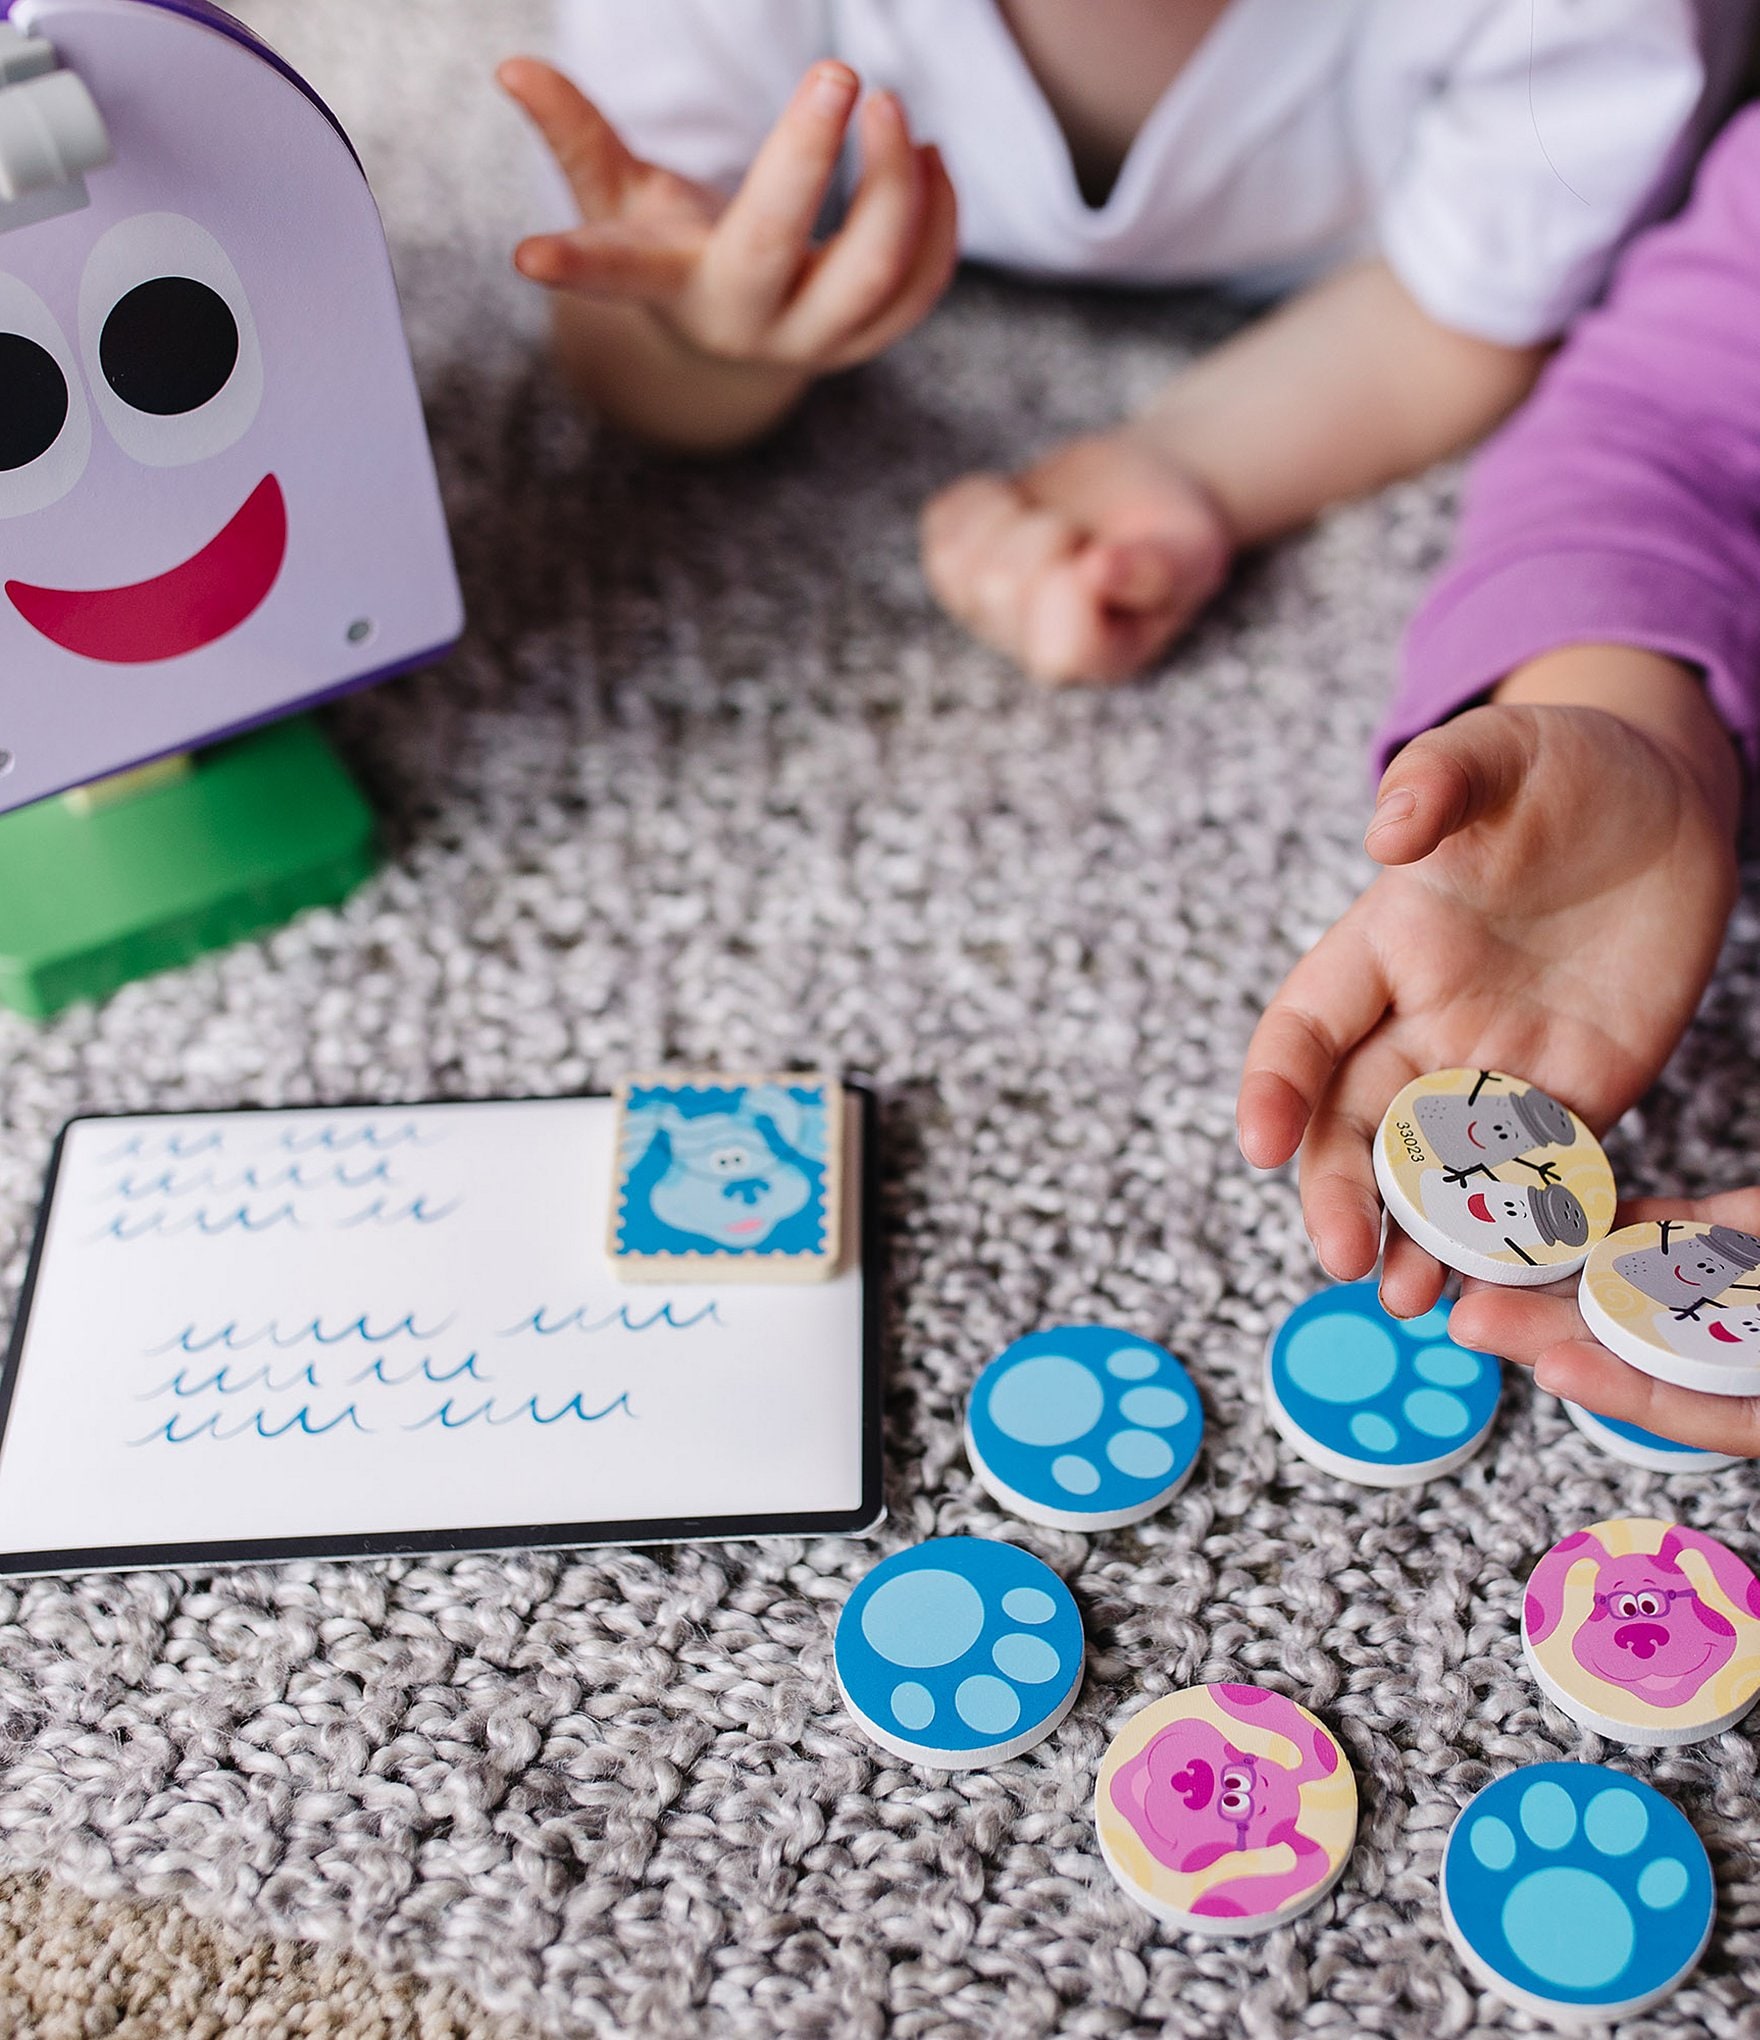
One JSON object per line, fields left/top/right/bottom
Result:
{"left": 1094, "top": 1684, "right": 1357, "bottom": 1935}
{"left": 1521, "top": 1516, "right": 1760, "bottom": 1746}
{"left": 1373, "top": 1070, "right": 1614, "bottom": 1286}
{"left": 1578, "top": 1219, "right": 1760, "bottom": 1397}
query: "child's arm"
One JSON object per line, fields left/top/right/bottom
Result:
{"left": 923, "top": 261, "right": 1544, "bottom": 684}
{"left": 500, "top": 59, "right": 958, "bottom": 454}
{"left": 1450, "top": 1190, "right": 1760, "bottom": 1460}
{"left": 1236, "top": 107, "right": 1760, "bottom": 1315}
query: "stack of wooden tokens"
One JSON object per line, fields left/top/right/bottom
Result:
{"left": 825, "top": 1070, "right": 1756, "bottom": 2024}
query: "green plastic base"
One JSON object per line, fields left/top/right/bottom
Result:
{"left": 0, "top": 719, "right": 378, "bottom": 1020}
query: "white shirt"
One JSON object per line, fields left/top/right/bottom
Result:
{"left": 550, "top": 0, "right": 1752, "bottom": 344}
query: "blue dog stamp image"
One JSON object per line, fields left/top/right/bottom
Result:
{"left": 609, "top": 1074, "right": 844, "bottom": 1282}
{"left": 966, "top": 1327, "right": 1203, "bottom": 1530}
{"left": 835, "top": 1537, "right": 1084, "bottom": 1769}
{"left": 1440, "top": 1762, "right": 1713, "bottom": 2026}
{"left": 1265, "top": 1281, "right": 1501, "bottom": 1488}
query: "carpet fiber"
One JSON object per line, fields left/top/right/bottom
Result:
{"left": 1, "top": 4, "right": 1758, "bottom": 2035}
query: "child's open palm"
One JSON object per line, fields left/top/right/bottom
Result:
{"left": 1237, "top": 675, "right": 1741, "bottom": 1317}
{"left": 1449, "top": 1189, "right": 1760, "bottom": 1459}
{"left": 500, "top": 58, "right": 958, "bottom": 375}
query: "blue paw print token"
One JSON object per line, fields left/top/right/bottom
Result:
{"left": 965, "top": 1327, "right": 1202, "bottom": 1530}
{"left": 1563, "top": 1400, "right": 1739, "bottom": 1474}
{"left": 835, "top": 1538, "right": 1084, "bottom": 1767}
{"left": 1441, "top": 1763, "right": 1713, "bottom": 2027}
{"left": 1265, "top": 1282, "right": 1501, "bottom": 1487}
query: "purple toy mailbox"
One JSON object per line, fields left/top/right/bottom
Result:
{"left": 0, "top": 0, "right": 463, "bottom": 814}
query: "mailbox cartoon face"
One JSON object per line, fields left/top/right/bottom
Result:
{"left": 0, "top": 0, "right": 462, "bottom": 812}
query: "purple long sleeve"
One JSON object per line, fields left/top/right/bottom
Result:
{"left": 1380, "top": 103, "right": 1760, "bottom": 777}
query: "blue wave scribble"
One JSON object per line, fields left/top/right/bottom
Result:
{"left": 336, "top": 1194, "right": 461, "bottom": 1230}
{"left": 95, "top": 1203, "right": 302, "bottom": 1243}
{"left": 144, "top": 1311, "right": 455, "bottom": 1357}
{"left": 347, "top": 1353, "right": 489, "bottom": 1388}
{"left": 404, "top": 1391, "right": 633, "bottom": 1432}
{"left": 99, "top": 1129, "right": 225, "bottom": 1165}
{"left": 106, "top": 1158, "right": 395, "bottom": 1202}
{"left": 130, "top": 1403, "right": 373, "bottom": 1446}
{"left": 138, "top": 1361, "right": 323, "bottom": 1401}
{"left": 499, "top": 1301, "right": 723, "bottom": 1337}
{"left": 280, "top": 1123, "right": 439, "bottom": 1156}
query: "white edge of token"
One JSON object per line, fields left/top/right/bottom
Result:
{"left": 1561, "top": 1399, "right": 1740, "bottom": 1474}
{"left": 1093, "top": 1773, "right": 1355, "bottom": 1937}
{"left": 963, "top": 1416, "right": 1197, "bottom": 1531}
{"left": 1438, "top": 1855, "right": 1704, "bottom": 2028}
{"left": 1578, "top": 1277, "right": 1760, "bottom": 1398}
{"left": 1519, "top": 1629, "right": 1759, "bottom": 1748}
{"left": 834, "top": 1660, "right": 1081, "bottom": 1771}
{"left": 1261, "top": 1337, "right": 1494, "bottom": 1491}
{"left": 1372, "top": 1140, "right": 1591, "bottom": 1288}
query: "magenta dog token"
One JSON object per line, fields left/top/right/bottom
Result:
{"left": 1521, "top": 1516, "right": 1760, "bottom": 1746}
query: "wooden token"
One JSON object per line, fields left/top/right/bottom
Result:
{"left": 1578, "top": 1218, "right": 1760, "bottom": 1396}
{"left": 834, "top": 1538, "right": 1083, "bottom": 1769}
{"left": 1372, "top": 1069, "right": 1613, "bottom": 1286}
{"left": 1094, "top": 1684, "right": 1356, "bottom": 1935}
{"left": 1264, "top": 1282, "right": 1499, "bottom": 1488}
{"left": 1562, "top": 1400, "right": 1739, "bottom": 1475}
{"left": 1440, "top": 1763, "right": 1713, "bottom": 2028}
{"left": 1520, "top": 1515, "right": 1760, "bottom": 1746}
{"left": 609, "top": 1073, "right": 844, "bottom": 1280}
{"left": 965, "top": 1327, "right": 1202, "bottom": 1530}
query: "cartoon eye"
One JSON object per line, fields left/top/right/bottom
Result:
{"left": 1217, "top": 1786, "right": 1251, "bottom": 1819}
{"left": 710, "top": 1148, "right": 753, "bottom": 1173}
{"left": 1611, "top": 1593, "right": 1639, "bottom": 1619}
{"left": 1634, "top": 1592, "right": 1665, "bottom": 1619}
{"left": 101, "top": 278, "right": 238, "bottom": 415}
{"left": 79, "top": 212, "right": 263, "bottom": 467}
{"left": 0, "top": 274, "right": 90, "bottom": 519}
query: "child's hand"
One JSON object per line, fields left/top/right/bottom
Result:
{"left": 500, "top": 58, "right": 958, "bottom": 376}
{"left": 920, "top": 430, "right": 1233, "bottom": 684}
{"left": 1236, "top": 649, "right": 1741, "bottom": 1316}
{"left": 1449, "top": 1190, "right": 1760, "bottom": 1458}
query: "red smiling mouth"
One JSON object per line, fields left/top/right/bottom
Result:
{"left": 1467, "top": 1193, "right": 1493, "bottom": 1224}
{"left": 1709, "top": 1321, "right": 1741, "bottom": 1344}
{"left": 6, "top": 475, "right": 287, "bottom": 664}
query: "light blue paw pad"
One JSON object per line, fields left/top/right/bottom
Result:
{"left": 966, "top": 1327, "right": 1202, "bottom": 1528}
{"left": 1442, "top": 1763, "right": 1713, "bottom": 2021}
{"left": 835, "top": 1537, "right": 1084, "bottom": 1766}
{"left": 1267, "top": 1281, "right": 1500, "bottom": 1484}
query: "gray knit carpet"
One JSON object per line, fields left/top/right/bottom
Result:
{"left": 1, "top": 5, "right": 1757, "bottom": 2035}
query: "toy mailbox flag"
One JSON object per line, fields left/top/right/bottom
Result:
{"left": 0, "top": 0, "right": 463, "bottom": 815}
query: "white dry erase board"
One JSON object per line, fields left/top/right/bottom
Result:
{"left": 0, "top": 1090, "right": 883, "bottom": 1576}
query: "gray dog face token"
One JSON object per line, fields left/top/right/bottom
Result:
{"left": 1373, "top": 1069, "right": 1615, "bottom": 1285}
{"left": 1578, "top": 1220, "right": 1760, "bottom": 1397}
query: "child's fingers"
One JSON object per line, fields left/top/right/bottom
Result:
{"left": 1378, "top": 1228, "right": 1449, "bottom": 1318}
{"left": 923, "top": 474, "right": 1056, "bottom": 613}
{"left": 1237, "top": 925, "right": 1395, "bottom": 1172}
{"left": 1447, "top": 1282, "right": 1583, "bottom": 1365}
{"left": 1365, "top": 707, "right": 1534, "bottom": 867}
{"left": 1014, "top": 555, "right": 1181, "bottom": 684}
{"left": 498, "top": 59, "right": 639, "bottom": 221}
{"left": 699, "top": 63, "right": 860, "bottom": 343}
{"left": 1532, "top": 1342, "right": 1760, "bottom": 1458}
{"left": 1296, "top": 1035, "right": 1414, "bottom": 1283}
{"left": 822, "top": 144, "right": 960, "bottom": 367}
{"left": 513, "top": 227, "right": 698, "bottom": 301}
{"left": 778, "top": 93, "right": 927, "bottom": 357}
